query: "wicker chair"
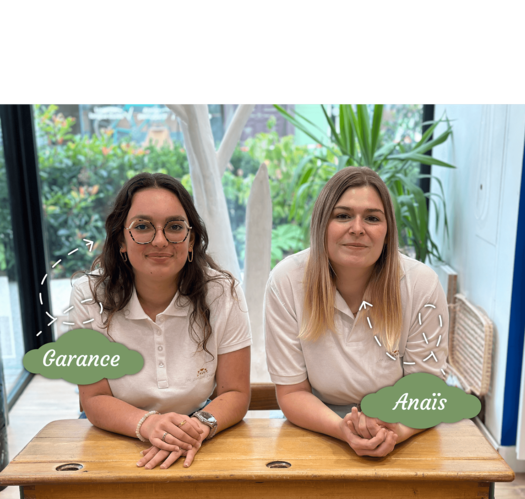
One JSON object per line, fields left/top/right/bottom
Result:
{"left": 446, "top": 293, "right": 494, "bottom": 398}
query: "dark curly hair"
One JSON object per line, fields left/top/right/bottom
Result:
{"left": 75, "top": 172, "right": 236, "bottom": 360}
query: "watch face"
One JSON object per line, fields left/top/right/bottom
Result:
{"left": 199, "top": 411, "right": 217, "bottom": 424}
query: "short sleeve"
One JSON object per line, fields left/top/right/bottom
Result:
{"left": 264, "top": 272, "right": 307, "bottom": 385}
{"left": 215, "top": 281, "right": 252, "bottom": 355}
{"left": 402, "top": 271, "right": 449, "bottom": 381}
{"left": 67, "top": 277, "right": 105, "bottom": 334}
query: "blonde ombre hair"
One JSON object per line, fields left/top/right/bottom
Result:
{"left": 300, "top": 167, "right": 403, "bottom": 353}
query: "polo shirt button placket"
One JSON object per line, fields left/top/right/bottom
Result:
{"left": 154, "top": 323, "right": 168, "bottom": 388}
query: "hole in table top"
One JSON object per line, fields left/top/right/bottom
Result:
{"left": 266, "top": 461, "right": 291, "bottom": 468}
{"left": 56, "top": 463, "right": 84, "bottom": 471}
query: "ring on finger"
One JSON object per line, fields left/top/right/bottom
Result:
{"left": 162, "top": 431, "right": 171, "bottom": 443}
{"left": 178, "top": 420, "right": 187, "bottom": 428}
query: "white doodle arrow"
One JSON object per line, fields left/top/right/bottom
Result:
{"left": 46, "top": 311, "right": 57, "bottom": 326}
{"left": 37, "top": 238, "right": 98, "bottom": 336}
{"left": 83, "top": 239, "right": 94, "bottom": 252}
{"left": 359, "top": 300, "right": 373, "bottom": 311}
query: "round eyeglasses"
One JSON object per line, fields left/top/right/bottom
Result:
{"left": 124, "top": 219, "right": 192, "bottom": 245}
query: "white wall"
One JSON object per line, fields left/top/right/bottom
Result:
{"left": 429, "top": 105, "right": 525, "bottom": 444}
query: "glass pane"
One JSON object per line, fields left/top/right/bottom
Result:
{"left": 0, "top": 116, "right": 27, "bottom": 395}
{"left": 34, "top": 105, "right": 195, "bottom": 339}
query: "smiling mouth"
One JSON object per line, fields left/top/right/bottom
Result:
{"left": 344, "top": 244, "right": 367, "bottom": 248}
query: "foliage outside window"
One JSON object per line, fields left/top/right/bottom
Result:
{"left": 276, "top": 104, "right": 454, "bottom": 263}
{"left": 0, "top": 105, "right": 431, "bottom": 280}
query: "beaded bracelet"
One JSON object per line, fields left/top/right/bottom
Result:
{"left": 136, "top": 410, "right": 161, "bottom": 442}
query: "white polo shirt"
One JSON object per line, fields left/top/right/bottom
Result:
{"left": 264, "top": 249, "right": 449, "bottom": 406}
{"left": 68, "top": 270, "right": 252, "bottom": 415}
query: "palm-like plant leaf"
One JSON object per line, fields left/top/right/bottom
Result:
{"left": 274, "top": 104, "right": 455, "bottom": 262}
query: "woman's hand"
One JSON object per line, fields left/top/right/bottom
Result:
{"left": 348, "top": 407, "right": 418, "bottom": 444}
{"left": 340, "top": 412, "right": 398, "bottom": 457}
{"left": 137, "top": 418, "right": 210, "bottom": 469}
{"left": 139, "top": 412, "right": 203, "bottom": 453}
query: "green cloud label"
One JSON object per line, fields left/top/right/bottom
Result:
{"left": 361, "top": 372, "right": 481, "bottom": 429}
{"left": 23, "top": 329, "right": 144, "bottom": 385}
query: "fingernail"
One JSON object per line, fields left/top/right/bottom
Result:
{"left": 136, "top": 462, "right": 141, "bottom": 467}
{"left": 139, "top": 451, "right": 144, "bottom": 456}
{"left": 184, "top": 463, "right": 189, "bottom": 468}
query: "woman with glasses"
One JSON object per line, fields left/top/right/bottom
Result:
{"left": 68, "top": 173, "right": 251, "bottom": 470}
{"left": 264, "top": 167, "right": 449, "bottom": 458}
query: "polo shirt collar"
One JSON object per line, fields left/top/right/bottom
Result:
{"left": 332, "top": 261, "right": 408, "bottom": 320}
{"left": 125, "top": 286, "right": 189, "bottom": 320}
{"left": 334, "top": 290, "right": 355, "bottom": 319}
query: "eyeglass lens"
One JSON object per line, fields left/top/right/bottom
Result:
{"left": 129, "top": 220, "right": 188, "bottom": 243}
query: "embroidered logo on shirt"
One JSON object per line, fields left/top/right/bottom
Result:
{"left": 197, "top": 367, "right": 208, "bottom": 378}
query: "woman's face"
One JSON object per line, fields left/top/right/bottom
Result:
{"left": 326, "top": 185, "right": 388, "bottom": 273}
{"left": 120, "top": 188, "right": 194, "bottom": 285}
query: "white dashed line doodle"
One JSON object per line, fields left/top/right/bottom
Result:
{"left": 37, "top": 238, "right": 97, "bottom": 336}
{"left": 63, "top": 306, "right": 74, "bottom": 314}
{"left": 423, "top": 351, "right": 438, "bottom": 363}
{"left": 83, "top": 239, "right": 94, "bottom": 252}
{"left": 46, "top": 311, "right": 57, "bottom": 326}
{"left": 363, "top": 299, "right": 446, "bottom": 378}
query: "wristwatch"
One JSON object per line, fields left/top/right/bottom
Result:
{"left": 192, "top": 410, "right": 218, "bottom": 440}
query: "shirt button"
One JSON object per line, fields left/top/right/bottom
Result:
{"left": 158, "top": 346, "right": 163, "bottom": 351}
{"left": 159, "top": 362, "right": 164, "bottom": 368}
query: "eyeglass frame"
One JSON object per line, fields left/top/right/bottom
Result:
{"left": 123, "top": 219, "right": 193, "bottom": 245}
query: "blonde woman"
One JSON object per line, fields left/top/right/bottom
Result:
{"left": 264, "top": 167, "right": 449, "bottom": 458}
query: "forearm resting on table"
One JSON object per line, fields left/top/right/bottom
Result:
{"left": 82, "top": 394, "right": 149, "bottom": 438}
{"left": 280, "top": 390, "right": 426, "bottom": 445}
{"left": 204, "top": 389, "right": 250, "bottom": 434}
{"left": 394, "top": 424, "right": 425, "bottom": 443}
{"left": 279, "top": 390, "right": 348, "bottom": 442}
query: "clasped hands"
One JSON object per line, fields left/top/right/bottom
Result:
{"left": 136, "top": 412, "right": 210, "bottom": 469}
{"left": 341, "top": 406, "right": 409, "bottom": 457}
{"left": 135, "top": 407, "right": 407, "bottom": 468}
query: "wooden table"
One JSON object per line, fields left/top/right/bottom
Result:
{"left": 0, "top": 418, "right": 515, "bottom": 498}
